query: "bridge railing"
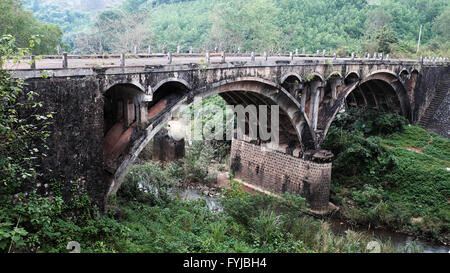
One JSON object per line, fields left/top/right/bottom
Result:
{"left": 1, "top": 48, "right": 449, "bottom": 71}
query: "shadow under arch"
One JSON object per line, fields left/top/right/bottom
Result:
{"left": 105, "top": 78, "right": 317, "bottom": 200}
{"left": 361, "top": 71, "right": 412, "bottom": 118}
{"left": 319, "top": 70, "right": 413, "bottom": 145}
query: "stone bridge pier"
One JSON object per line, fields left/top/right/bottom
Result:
{"left": 230, "top": 137, "right": 334, "bottom": 212}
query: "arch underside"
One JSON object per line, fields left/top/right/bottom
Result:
{"left": 104, "top": 79, "right": 315, "bottom": 198}
{"left": 318, "top": 72, "right": 411, "bottom": 144}
{"left": 347, "top": 79, "right": 403, "bottom": 113}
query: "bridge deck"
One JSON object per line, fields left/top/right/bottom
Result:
{"left": 2, "top": 54, "right": 433, "bottom": 70}
{"left": 2, "top": 54, "right": 441, "bottom": 80}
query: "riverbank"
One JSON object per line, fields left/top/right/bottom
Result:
{"left": 322, "top": 111, "right": 450, "bottom": 246}
{"left": 180, "top": 178, "right": 449, "bottom": 253}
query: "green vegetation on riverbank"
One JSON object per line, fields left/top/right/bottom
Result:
{"left": 1, "top": 138, "right": 404, "bottom": 253}
{"left": 323, "top": 109, "right": 450, "bottom": 244}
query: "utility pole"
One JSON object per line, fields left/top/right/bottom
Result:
{"left": 416, "top": 24, "right": 422, "bottom": 54}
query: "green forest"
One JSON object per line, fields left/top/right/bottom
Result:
{"left": 12, "top": 0, "right": 450, "bottom": 57}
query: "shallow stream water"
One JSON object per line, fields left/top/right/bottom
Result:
{"left": 329, "top": 219, "right": 448, "bottom": 253}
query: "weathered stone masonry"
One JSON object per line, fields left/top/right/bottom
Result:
{"left": 230, "top": 139, "right": 332, "bottom": 211}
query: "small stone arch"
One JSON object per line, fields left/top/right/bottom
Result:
{"left": 327, "top": 71, "right": 343, "bottom": 80}
{"left": 103, "top": 80, "right": 147, "bottom": 95}
{"left": 152, "top": 77, "right": 192, "bottom": 93}
{"left": 362, "top": 70, "right": 398, "bottom": 83}
{"left": 306, "top": 72, "right": 325, "bottom": 83}
{"left": 399, "top": 68, "right": 410, "bottom": 82}
{"left": 410, "top": 68, "right": 420, "bottom": 75}
{"left": 280, "top": 73, "right": 303, "bottom": 99}
{"left": 325, "top": 72, "right": 344, "bottom": 103}
{"left": 344, "top": 71, "right": 360, "bottom": 84}
{"left": 280, "top": 72, "right": 302, "bottom": 84}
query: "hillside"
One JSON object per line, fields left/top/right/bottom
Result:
{"left": 22, "top": 0, "right": 449, "bottom": 56}
{"left": 24, "top": 0, "right": 125, "bottom": 12}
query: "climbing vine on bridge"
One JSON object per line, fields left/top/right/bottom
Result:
{"left": 0, "top": 35, "right": 53, "bottom": 196}
{"left": 0, "top": 36, "right": 57, "bottom": 252}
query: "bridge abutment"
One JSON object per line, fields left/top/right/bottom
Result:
{"left": 230, "top": 138, "right": 333, "bottom": 212}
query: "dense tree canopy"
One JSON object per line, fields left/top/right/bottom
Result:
{"left": 19, "top": 0, "right": 450, "bottom": 56}
{"left": 0, "top": 0, "right": 63, "bottom": 55}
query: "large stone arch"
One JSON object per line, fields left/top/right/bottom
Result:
{"left": 104, "top": 78, "right": 317, "bottom": 200}
{"left": 318, "top": 70, "right": 413, "bottom": 144}
{"left": 361, "top": 70, "right": 412, "bottom": 119}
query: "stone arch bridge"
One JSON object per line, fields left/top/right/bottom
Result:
{"left": 7, "top": 55, "right": 450, "bottom": 212}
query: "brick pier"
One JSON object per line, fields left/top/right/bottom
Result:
{"left": 230, "top": 139, "right": 333, "bottom": 211}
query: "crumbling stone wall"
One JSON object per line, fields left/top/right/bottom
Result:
{"left": 230, "top": 139, "right": 332, "bottom": 211}
{"left": 24, "top": 76, "right": 106, "bottom": 207}
{"left": 414, "top": 66, "right": 450, "bottom": 138}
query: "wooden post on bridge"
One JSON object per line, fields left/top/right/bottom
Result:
{"left": 148, "top": 46, "right": 152, "bottom": 55}
{"left": 168, "top": 52, "right": 172, "bottom": 64}
{"left": 290, "top": 52, "right": 293, "bottom": 61}
{"left": 206, "top": 51, "right": 210, "bottom": 63}
{"left": 30, "top": 55, "right": 36, "bottom": 69}
{"left": 189, "top": 46, "right": 193, "bottom": 54}
{"left": 264, "top": 52, "right": 268, "bottom": 61}
{"left": 221, "top": 51, "right": 225, "bottom": 63}
{"left": 251, "top": 52, "right": 255, "bottom": 62}
{"left": 62, "top": 52, "right": 68, "bottom": 68}
{"left": 120, "top": 53, "right": 125, "bottom": 67}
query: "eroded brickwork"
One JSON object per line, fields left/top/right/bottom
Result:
{"left": 230, "top": 139, "right": 332, "bottom": 211}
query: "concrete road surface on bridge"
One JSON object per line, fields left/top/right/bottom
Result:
{"left": 1, "top": 54, "right": 425, "bottom": 71}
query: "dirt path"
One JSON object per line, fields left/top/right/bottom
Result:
{"left": 405, "top": 135, "right": 434, "bottom": 154}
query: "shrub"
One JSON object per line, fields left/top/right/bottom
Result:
{"left": 119, "top": 162, "right": 179, "bottom": 205}
{"left": 333, "top": 108, "right": 408, "bottom": 136}
{"left": 183, "top": 141, "right": 216, "bottom": 185}
{"left": 323, "top": 128, "right": 396, "bottom": 177}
